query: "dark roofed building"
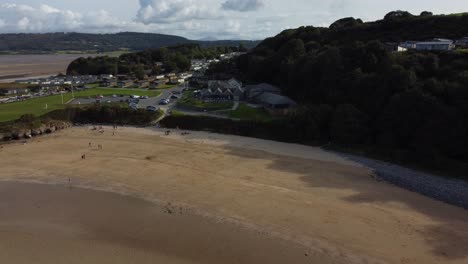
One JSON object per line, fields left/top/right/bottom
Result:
{"left": 258, "top": 92, "right": 297, "bottom": 109}
{"left": 245, "top": 83, "right": 282, "bottom": 101}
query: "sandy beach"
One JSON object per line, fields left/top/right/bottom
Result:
{"left": 0, "top": 126, "right": 467, "bottom": 264}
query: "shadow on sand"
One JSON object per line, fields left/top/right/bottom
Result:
{"left": 223, "top": 146, "right": 468, "bottom": 261}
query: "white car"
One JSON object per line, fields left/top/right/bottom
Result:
{"left": 130, "top": 95, "right": 141, "bottom": 99}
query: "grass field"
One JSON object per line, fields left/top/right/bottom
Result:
{"left": 225, "top": 103, "right": 274, "bottom": 121}
{"left": 0, "top": 88, "right": 161, "bottom": 122}
{"left": 86, "top": 83, "right": 176, "bottom": 90}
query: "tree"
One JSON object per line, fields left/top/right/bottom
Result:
{"left": 384, "top": 10, "right": 414, "bottom": 20}
{"left": 420, "top": 11, "right": 433, "bottom": 16}
{"left": 331, "top": 104, "right": 370, "bottom": 145}
{"left": 330, "top": 17, "right": 363, "bottom": 30}
{"left": 134, "top": 64, "right": 145, "bottom": 80}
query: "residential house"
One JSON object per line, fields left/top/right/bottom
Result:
{"left": 149, "top": 80, "right": 167, "bottom": 89}
{"left": 134, "top": 80, "right": 149, "bottom": 88}
{"left": 258, "top": 92, "right": 297, "bottom": 109}
{"left": 455, "top": 37, "right": 468, "bottom": 47}
{"left": 415, "top": 39, "right": 455, "bottom": 51}
{"left": 101, "top": 79, "right": 117, "bottom": 87}
{"left": 1, "top": 88, "right": 30, "bottom": 95}
{"left": 399, "top": 41, "right": 417, "bottom": 50}
{"left": 117, "top": 80, "right": 134, "bottom": 88}
{"left": 201, "top": 78, "right": 245, "bottom": 101}
{"left": 244, "top": 83, "right": 281, "bottom": 102}
{"left": 384, "top": 42, "right": 408, "bottom": 52}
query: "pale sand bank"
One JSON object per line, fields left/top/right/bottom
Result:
{"left": 0, "top": 126, "right": 467, "bottom": 264}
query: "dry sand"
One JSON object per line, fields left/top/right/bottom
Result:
{"left": 0, "top": 126, "right": 467, "bottom": 264}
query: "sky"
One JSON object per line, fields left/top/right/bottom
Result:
{"left": 1, "top": 0, "right": 468, "bottom": 40}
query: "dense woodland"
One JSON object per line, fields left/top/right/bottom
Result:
{"left": 0, "top": 32, "right": 258, "bottom": 53}
{"left": 67, "top": 44, "right": 244, "bottom": 78}
{"left": 233, "top": 11, "right": 468, "bottom": 175}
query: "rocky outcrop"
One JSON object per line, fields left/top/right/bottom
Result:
{"left": 0, "top": 121, "right": 72, "bottom": 142}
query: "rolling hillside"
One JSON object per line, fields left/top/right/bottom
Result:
{"left": 0, "top": 32, "right": 259, "bottom": 53}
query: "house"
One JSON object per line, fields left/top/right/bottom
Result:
{"left": 149, "top": 80, "right": 167, "bottom": 89}
{"left": 101, "top": 79, "right": 117, "bottom": 87}
{"left": 100, "top": 74, "right": 113, "bottom": 79}
{"left": 244, "top": 83, "right": 281, "bottom": 101}
{"left": 2, "top": 88, "right": 29, "bottom": 95}
{"left": 117, "top": 80, "right": 134, "bottom": 88}
{"left": 134, "top": 80, "right": 149, "bottom": 88}
{"left": 202, "top": 78, "right": 245, "bottom": 101}
{"left": 258, "top": 92, "right": 297, "bottom": 110}
{"left": 455, "top": 37, "right": 468, "bottom": 47}
{"left": 399, "top": 41, "right": 417, "bottom": 50}
{"left": 384, "top": 42, "right": 407, "bottom": 52}
{"left": 415, "top": 39, "right": 455, "bottom": 51}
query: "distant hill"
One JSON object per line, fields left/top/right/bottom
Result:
{"left": 0, "top": 32, "right": 260, "bottom": 53}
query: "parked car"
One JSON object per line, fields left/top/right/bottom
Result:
{"left": 146, "top": 106, "right": 158, "bottom": 112}
{"left": 112, "top": 94, "right": 117, "bottom": 98}
{"left": 141, "top": 96, "right": 149, "bottom": 99}
{"left": 130, "top": 95, "right": 141, "bottom": 99}
{"left": 159, "top": 99, "right": 169, "bottom": 105}
{"left": 172, "top": 90, "right": 181, "bottom": 95}
{"left": 170, "top": 95, "right": 179, "bottom": 99}
{"left": 128, "top": 103, "right": 138, "bottom": 110}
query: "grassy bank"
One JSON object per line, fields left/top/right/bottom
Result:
{"left": 224, "top": 103, "right": 273, "bottom": 121}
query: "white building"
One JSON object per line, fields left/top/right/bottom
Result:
{"left": 415, "top": 39, "right": 455, "bottom": 51}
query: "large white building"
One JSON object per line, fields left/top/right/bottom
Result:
{"left": 415, "top": 39, "right": 455, "bottom": 51}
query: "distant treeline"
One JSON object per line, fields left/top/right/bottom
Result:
{"left": 67, "top": 44, "right": 245, "bottom": 78}
{"left": 0, "top": 32, "right": 259, "bottom": 53}
{"left": 227, "top": 11, "right": 468, "bottom": 174}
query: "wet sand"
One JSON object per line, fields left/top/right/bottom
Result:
{"left": 0, "top": 126, "right": 467, "bottom": 264}
{"left": 0, "top": 182, "right": 312, "bottom": 264}
{"left": 0, "top": 54, "right": 97, "bottom": 82}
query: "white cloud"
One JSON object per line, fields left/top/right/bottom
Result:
{"left": 222, "top": 0, "right": 265, "bottom": 12}
{"left": 136, "top": 0, "right": 218, "bottom": 24}
{"left": 0, "top": 3, "right": 140, "bottom": 33}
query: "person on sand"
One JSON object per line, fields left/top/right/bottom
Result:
{"left": 81, "top": 154, "right": 86, "bottom": 160}
{"left": 89, "top": 142, "right": 92, "bottom": 148}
